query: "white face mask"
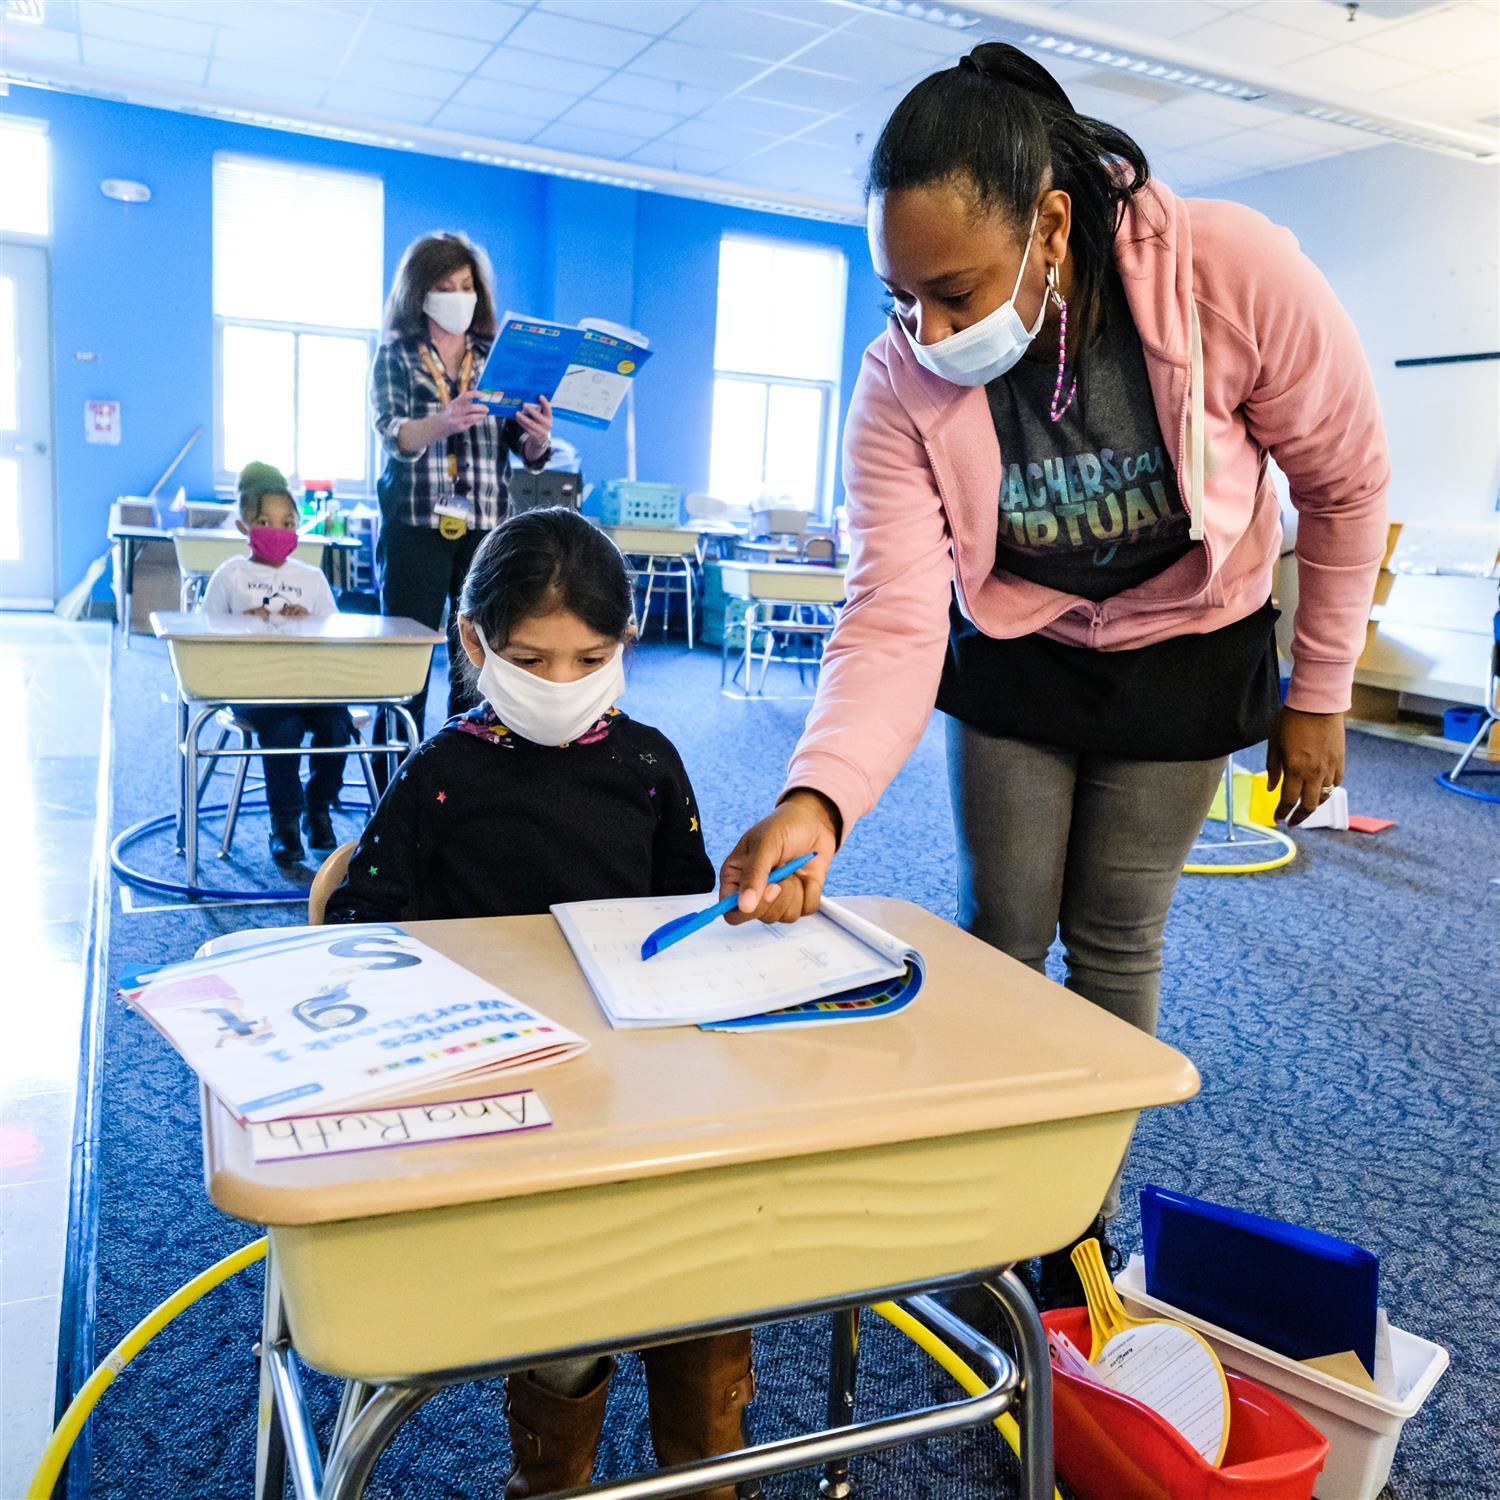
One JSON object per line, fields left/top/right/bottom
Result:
{"left": 423, "top": 289, "right": 477, "bottom": 336}
{"left": 900, "top": 211, "right": 1047, "bottom": 386}
{"left": 474, "top": 635, "right": 626, "bottom": 747}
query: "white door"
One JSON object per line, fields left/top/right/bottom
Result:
{"left": 0, "top": 242, "right": 55, "bottom": 607}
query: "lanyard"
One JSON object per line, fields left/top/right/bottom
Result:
{"left": 419, "top": 341, "right": 478, "bottom": 495}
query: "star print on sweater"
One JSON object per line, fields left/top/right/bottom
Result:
{"left": 325, "top": 708, "right": 711, "bottom": 923}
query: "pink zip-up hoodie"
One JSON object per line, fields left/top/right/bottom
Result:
{"left": 785, "top": 178, "right": 1389, "bottom": 835}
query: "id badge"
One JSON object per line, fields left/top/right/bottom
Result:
{"left": 434, "top": 500, "right": 472, "bottom": 541}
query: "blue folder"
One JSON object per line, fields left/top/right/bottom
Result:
{"left": 1140, "top": 1184, "right": 1379, "bottom": 1377}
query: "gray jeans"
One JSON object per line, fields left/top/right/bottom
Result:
{"left": 946, "top": 719, "right": 1225, "bottom": 1219}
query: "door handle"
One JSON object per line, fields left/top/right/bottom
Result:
{"left": 33, "top": 440, "right": 48, "bottom": 455}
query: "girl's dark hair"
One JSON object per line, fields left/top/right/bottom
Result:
{"left": 236, "top": 460, "right": 292, "bottom": 521}
{"left": 867, "top": 44, "right": 1150, "bottom": 344}
{"left": 382, "top": 231, "right": 498, "bottom": 342}
{"left": 459, "top": 508, "right": 633, "bottom": 649}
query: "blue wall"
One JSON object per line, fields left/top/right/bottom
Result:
{"left": 2, "top": 86, "right": 883, "bottom": 597}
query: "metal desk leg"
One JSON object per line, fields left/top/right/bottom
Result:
{"left": 985, "top": 1271, "right": 1054, "bottom": 1500}
{"left": 118, "top": 537, "right": 134, "bottom": 650}
{"left": 684, "top": 561, "right": 695, "bottom": 652}
{"left": 819, "top": 1307, "right": 860, "bottom": 1499}
{"left": 254, "top": 1248, "right": 288, "bottom": 1500}
{"left": 329, "top": 1380, "right": 375, "bottom": 1458}
{"left": 174, "top": 695, "right": 189, "bottom": 853}
{"left": 322, "top": 1384, "right": 435, "bottom": 1500}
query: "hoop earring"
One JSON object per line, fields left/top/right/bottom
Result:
{"left": 1046, "top": 263, "right": 1077, "bottom": 423}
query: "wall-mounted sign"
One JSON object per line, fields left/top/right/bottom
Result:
{"left": 85, "top": 400, "right": 121, "bottom": 445}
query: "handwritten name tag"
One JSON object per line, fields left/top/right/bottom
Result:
{"left": 250, "top": 1090, "right": 551, "bottom": 1163}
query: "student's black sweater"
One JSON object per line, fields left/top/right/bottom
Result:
{"left": 327, "top": 707, "right": 713, "bottom": 924}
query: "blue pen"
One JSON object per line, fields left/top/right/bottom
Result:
{"left": 639, "top": 852, "right": 819, "bottom": 961}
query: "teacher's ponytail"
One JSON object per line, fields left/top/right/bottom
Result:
{"left": 868, "top": 43, "right": 1151, "bottom": 346}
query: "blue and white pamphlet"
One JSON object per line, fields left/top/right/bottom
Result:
{"left": 476, "top": 314, "right": 652, "bottom": 428}
{"left": 118, "top": 924, "right": 588, "bottom": 1124}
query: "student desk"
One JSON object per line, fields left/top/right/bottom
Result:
{"left": 717, "top": 562, "right": 847, "bottom": 700}
{"left": 600, "top": 524, "right": 700, "bottom": 649}
{"left": 150, "top": 612, "right": 442, "bottom": 887}
{"left": 200, "top": 898, "right": 1200, "bottom": 1500}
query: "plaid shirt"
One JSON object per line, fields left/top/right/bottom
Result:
{"left": 369, "top": 334, "right": 548, "bottom": 531}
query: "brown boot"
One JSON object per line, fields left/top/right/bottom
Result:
{"left": 640, "top": 1330, "right": 754, "bottom": 1500}
{"left": 504, "top": 1359, "right": 614, "bottom": 1498}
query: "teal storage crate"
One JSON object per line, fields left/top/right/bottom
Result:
{"left": 599, "top": 480, "right": 684, "bottom": 527}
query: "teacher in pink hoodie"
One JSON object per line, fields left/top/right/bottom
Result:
{"left": 719, "top": 45, "right": 1387, "bottom": 1294}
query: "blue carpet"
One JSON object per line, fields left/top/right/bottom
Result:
{"left": 82, "top": 635, "right": 1498, "bottom": 1499}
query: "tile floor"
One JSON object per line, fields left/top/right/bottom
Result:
{"left": 0, "top": 615, "right": 109, "bottom": 1499}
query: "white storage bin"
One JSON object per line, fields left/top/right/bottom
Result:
{"left": 1115, "top": 1256, "right": 1448, "bottom": 1500}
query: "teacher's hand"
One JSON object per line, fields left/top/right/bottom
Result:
{"left": 517, "top": 393, "right": 553, "bottom": 461}
{"left": 439, "top": 391, "right": 491, "bottom": 438}
{"left": 1266, "top": 707, "right": 1345, "bottom": 825}
{"left": 719, "top": 790, "right": 841, "bottom": 925}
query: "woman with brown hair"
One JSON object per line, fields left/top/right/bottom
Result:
{"left": 370, "top": 230, "right": 554, "bottom": 731}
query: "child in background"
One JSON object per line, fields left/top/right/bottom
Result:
{"left": 201, "top": 462, "right": 352, "bottom": 869}
{"left": 328, "top": 508, "right": 752, "bottom": 1500}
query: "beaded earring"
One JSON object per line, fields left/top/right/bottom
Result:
{"left": 1046, "top": 263, "right": 1077, "bottom": 423}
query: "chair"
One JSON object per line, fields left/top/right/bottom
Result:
{"left": 1437, "top": 602, "right": 1500, "bottom": 804}
{"left": 308, "top": 840, "right": 357, "bottom": 925}
{"left": 683, "top": 493, "right": 729, "bottom": 519}
{"left": 799, "top": 535, "right": 837, "bottom": 565}
{"left": 196, "top": 707, "right": 380, "bottom": 861}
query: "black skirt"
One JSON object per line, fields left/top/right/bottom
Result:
{"left": 937, "top": 598, "right": 1282, "bottom": 761}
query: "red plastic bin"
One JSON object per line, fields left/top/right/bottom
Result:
{"left": 1044, "top": 1308, "right": 1329, "bottom": 1500}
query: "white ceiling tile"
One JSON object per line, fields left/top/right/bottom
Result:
{"left": 477, "top": 48, "right": 614, "bottom": 95}
{"left": 388, "top": 0, "right": 527, "bottom": 44}
{"left": 742, "top": 64, "right": 870, "bottom": 112}
{"left": 1167, "top": 91, "right": 1279, "bottom": 129}
{"left": 1052, "top": 1, "right": 1227, "bottom": 39}
{"left": 1277, "top": 41, "right": 1440, "bottom": 93}
{"left": 624, "top": 36, "right": 768, "bottom": 87}
{"left": 666, "top": 2, "right": 828, "bottom": 63}
{"left": 336, "top": 52, "right": 468, "bottom": 102}
{"left": 350, "top": 17, "right": 496, "bottom": 73}
{"left": 1370, "top": 68, "right": 1500, "bottom": 121}
{"left": 559, "top": 98, "right": 684, "bottom": 137}
{"left": 205, "top": 57, "right": 328, "bottom": 107}
{"left": 1358, "top": 2, "right": 1499, "bottom": 70}
{"left": 660, "top": 116, "right": 781, "bottom": 154}
{"left": 726, "top": 139, "right": 846, "bottom": 190}
{"left": 505, "top": 9, "right": 653, "bottom": 68}
{"left": 1453, "top": 54, "right": 1499, "bottom": 85}
{"left": 1128, "top": 101, "right": 1238, "bottom": 153}
{"left": 529, "top": 120, "right": 651, "bottom": 157}
{"left": 77, "top": 0, "right": 216, "bottom": 53}
{"left": 696, "top": 94, "right": 821, "bottom": 137}
{"left": 627, "top": 37, "right": 768, "bottom": 88}
{"left": 451, "top": 75, "right": 576, "bottom": 121}
{"left": 428, "top": 101, "right": 547, "bottom": 139}
{"left": 590, "top": 73, "right": 719, "bottom": 115}
{"left": 321, "top": 83, "right": 441, "bottom": 126}
{"left": 793, "top": 26, "right": 951, "bottom": 87}
{"left": 1241, "top": 0, "right": 1406, "bottom": 43}
{"left": 0, "top": 23, "right": 82, "bottom": 62}
{"left": 1063, "top": 81, "right": 1165, "bottom": 121}
{"left": 536, "top": 0, "right": 695, "bottom": 34}
{"left": 212, "top": 7, "right": 362, "bottom": 71}
{"left": 1172, "top": 11, "right": 1329, "bottom": 65}
{"left": 842, "top": 9, "right": 981, "bottom": 58}
{"left": 80, "top": 33, "right": 207, "bottom": 82}
{"left": 627, "top": 138, "right": 745, "bottom": 174}
{"left": 798, "top": 115, "right": 881, "bottom": 152}
{"left": 1186, "top": 126, "right": 1334, "bottom": 168}
{"left": 1258, "top": 113, "right": 1379, "bottom": 150}
{"left": 1150, "top": 147, "right": 1244, "bottom": 191}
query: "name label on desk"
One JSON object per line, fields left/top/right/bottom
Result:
{"left": 249, "top": 1089, "right": 551, "bottom": 1162}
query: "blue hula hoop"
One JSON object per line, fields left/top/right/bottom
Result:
{"left": 110, "top": 797, "right": 374, "bottom": 903}
{"left": 1435, "top": 771, "right": 1500, "bottom": 805}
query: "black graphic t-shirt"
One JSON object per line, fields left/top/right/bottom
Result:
{"left": 987, "top": 271, "right": 1193, "bottom": 602}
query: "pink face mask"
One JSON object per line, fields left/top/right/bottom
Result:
{"left": 248, "top": 527, "right": 299, "bottom": 567}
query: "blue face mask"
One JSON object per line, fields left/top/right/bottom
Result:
{"left": 901, "top": 211, "right": 1048, "bottom": 386}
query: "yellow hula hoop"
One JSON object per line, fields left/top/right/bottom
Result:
{"left": 1183, "top": 822, "right": 1297, "bottom": 875}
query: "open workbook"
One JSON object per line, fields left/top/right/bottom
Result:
{"left": 550, "top": 896, "right": 925, "bottom": 1031}
{"left": 118, "top": 925, "right": 588, "bottom": 1124}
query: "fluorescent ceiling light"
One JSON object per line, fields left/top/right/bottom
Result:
{"left": 1027, "top": 33, "right": 1266, "bottom": 101}
{"left": 4, "top": 0, "right": 45, "bottom": 21}
{"left": 1300, "top": 104, "right": 1491, "bottom": 155}
{"left": 850, "top": 0, "right": 983, "bottom": 29}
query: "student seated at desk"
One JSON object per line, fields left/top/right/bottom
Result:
{"left": 326, "top": 507, "right": 752, "bottom": 1500}
{"left": 201, "top": 462, "right": 352, "bottom": 870}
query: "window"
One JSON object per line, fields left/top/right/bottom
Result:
{"left": 709, "top": 235, "right": 847, "bottom": 514}
{"left": 213, "top": 154, "right": 382, "bottom": 492}
{"left": 0, "top": 118, "right": 49, "bottom": 237}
